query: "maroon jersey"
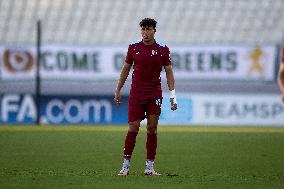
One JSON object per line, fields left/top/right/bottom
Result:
{"left": 125, "top": 41, "right": 171, "bottom": 100}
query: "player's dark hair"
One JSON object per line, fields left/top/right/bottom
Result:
{"left": 139, "top": 18, "right": 157, "bottom": 28}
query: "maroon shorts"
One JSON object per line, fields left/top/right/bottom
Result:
{"left": 128, "top": 97, "right": 163, "bottom": 123}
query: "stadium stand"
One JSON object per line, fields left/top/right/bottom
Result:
{"left": 0, "top": 0, "right": 283, "bottom": 45}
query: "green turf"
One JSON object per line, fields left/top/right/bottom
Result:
{"left": 0, "top": 126, "right": 284, "bottom": 189}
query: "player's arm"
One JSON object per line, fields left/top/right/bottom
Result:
{"left": 278, "top": 63, "right": 284, "bottom": 102}
{"left": 164, "top": 65, "right": 177, "bottom": 111}
{"left": 114, "top": 63, "right": 132, "bottom": 105}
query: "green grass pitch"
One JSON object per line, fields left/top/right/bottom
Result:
{"left": 0, "top": 126, "right": 284, "bottom": 189}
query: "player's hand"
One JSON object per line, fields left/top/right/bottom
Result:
{"left": 170, "top": 98, "right": 177, "bottom": 111}
{"left": 114, "top": 90, "right": 122, "bottom": 105}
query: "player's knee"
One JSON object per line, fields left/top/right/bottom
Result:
{"left": 128, "top": 121, "right": 140, "bottom": 133}
{"left": 147, "top": 125, "right": 157, "bottom": 134}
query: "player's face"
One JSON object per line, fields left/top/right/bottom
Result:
{"left": 141, "top": 26, "right": 155, "bottom": 44}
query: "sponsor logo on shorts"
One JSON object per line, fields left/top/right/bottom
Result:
{"left": 155, "top": 99, "right": 162, "bottom": 106}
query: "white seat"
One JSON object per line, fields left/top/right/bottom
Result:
{"left": 0, "top": 0, "right": 283, "bottom": 45}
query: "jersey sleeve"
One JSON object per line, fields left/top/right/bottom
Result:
{"left": 163, "top": 46, "right": 172, "bottom": 66}
{"left": 125, "top": 44, "right": 134, "bottom": 65}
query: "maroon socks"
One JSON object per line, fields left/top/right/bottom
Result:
{"left": 123, "top": 131, "right": 157, "bottom": 161}
{"left": 146, "top": 133, "right": 157, "bottom": 160}
{"left": 123, "top": 131, "right": 138, "bottom": 159}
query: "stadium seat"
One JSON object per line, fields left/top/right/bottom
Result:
{"left": 0, "top": 0, "right": 283, "bottom": 45}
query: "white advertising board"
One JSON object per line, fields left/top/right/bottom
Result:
{"left": 160, "top": 93, "right": 284, "bottom": 126}
{"left": 0, "top": 45, "right": 277, "bottom": 81}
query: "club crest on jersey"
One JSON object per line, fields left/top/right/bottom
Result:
{"left": 151, "top": 50, "right": 158, "bottom": 56}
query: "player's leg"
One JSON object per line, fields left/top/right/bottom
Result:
{"left": 118, "top": 120, "right": 140, "bottom": 176}
{"left": 118, "top": 98, "right": 145, "bottom": 176}
{"left": 144, "top": 115, "right": 161, "bottom": 176}
{"left": 124, "top": 121, "right": 140, "bottom": 159}
{"left": 146, "top": 114, "right": 158, "bottom": 161}
{"left": 144, "top": 98, "right": 162, "bottom": 176}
